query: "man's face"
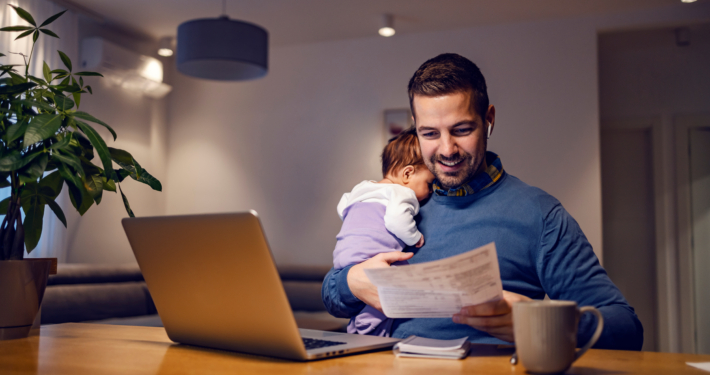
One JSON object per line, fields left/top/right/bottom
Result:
{"left": 413, "top": 91, "right": 491, "bottom": 190}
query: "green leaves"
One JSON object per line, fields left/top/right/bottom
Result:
{"left": 39, "top": 10, "right": 67, "bottom": 28}
{"left": 0, "top": 4, "right": 165, "bottom": 258}
{"left": 85, "top": 175, "right": 103, "bottom": 204}
{"left": 5, "top": 117, "right": 29, "bottom": 143}
{"left": 0, "top": 82, "right": 37, "bottom": 95}
{"left": 15, "top": 29, "right": 33, "bottom": 40}
{"left": 10, "top": 5, "right": 36, "bottom": 27}
{"left": 58, "top": 51, "right": 72, "bottom": 72}
{"left": 2, "top": 6, "right": 63, "bottom": 47}
{"left": 0, "top": 150, "right": 42, "bottom": 172}
{"left": 52, "top": 151, "right": 85, "bottom": 179}
{"left": 23, "top": 113, "right": 63, "bottom": 145}
{"left": 73, "top": 111, "right": 116, "bottom": 140}
{"left": 12, "top": 99, "right": 55, "bottom": 112}
{"left": 45, "top": 198, "right": 66, "bottom": 227}
{"left": 0, "top": 197, "right": 9, "bottom": 215}
{"left": 74, "top": 72, "right": 103, "bottom": 77}
{"left": 38, "top": 29, "right": 58, "bottom": 38}
{"left": 0, "top": 26, "right": 33, "bottom": 32}
{"left": 75, "top": 120, "right": 116, "bottom": 181}
{"left": 108, "top": 147, "right": 162, "bottom": 191}
{"left": 43, "top": 61, "right": 51, "bottom": 82}
{"left": 38, "top": 170, "right": 64, "bottom": 200}
{"left": 18, "top": 153, "right": 48, "bottom": 183}
{"left": 20, "top": 174, "right": 67, "bottom": 251}
{"left": 119, "top": 184, "right": 135, "bottom": 217}
{"left": 54, "top": 94, "right": 74, "bottom": 111}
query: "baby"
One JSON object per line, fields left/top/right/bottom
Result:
{"left": 333, "top": 127, "right": 434, "bottom": 336}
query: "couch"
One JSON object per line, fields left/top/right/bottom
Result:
{"left": 41, "top": 264, "right": 348, "bottom": 332}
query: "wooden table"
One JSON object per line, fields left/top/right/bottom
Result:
{"left": 1, "top": 323, "right": 709, "bottom": 374}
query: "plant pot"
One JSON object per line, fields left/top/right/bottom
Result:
{"left": 0, "top": 259, "right": 54, "bottom": 340}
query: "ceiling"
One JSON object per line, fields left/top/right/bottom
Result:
{"left": 63, "top": 0, "right": 694, "bottom": 46}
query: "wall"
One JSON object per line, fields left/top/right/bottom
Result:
{"left": 599, "top": 20, "right": 710, "bottom": 353}
{"left": 62, "top": 16, "right": 169, "bottom": 264}
{"left": 165, "top": 3, "right": 710, "bottom": 268}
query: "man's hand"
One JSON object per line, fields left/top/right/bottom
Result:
{"left": 347, "top": 251, "right": 414, "bottom": 311}
{"left": 451, "top": 290, "right": 531, "bottom": 343}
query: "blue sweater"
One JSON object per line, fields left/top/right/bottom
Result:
{"left": 322, "top": 172, "right": 644, "bottom": 350}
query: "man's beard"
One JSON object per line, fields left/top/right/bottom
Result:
{"left": 425, "top": 147, "right": 486, "bottom": 190}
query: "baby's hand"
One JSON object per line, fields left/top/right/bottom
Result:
{"left": 415, "top": 235, "right": 425, "bottom": 248}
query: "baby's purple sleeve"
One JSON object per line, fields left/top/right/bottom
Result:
{"left": 333, "top": 202, "right": 405, "bottom": 269}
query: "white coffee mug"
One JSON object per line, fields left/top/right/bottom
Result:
{"left": 512, "top": 300, "right": 604, "bottom": 374}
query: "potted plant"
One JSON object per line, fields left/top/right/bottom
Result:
{"left": 0, "top": 5, "right": 161, "bottom": 340}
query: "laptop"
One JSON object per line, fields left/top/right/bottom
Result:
{"left": 121, "top": 211, "right": 400, "bottom": 360}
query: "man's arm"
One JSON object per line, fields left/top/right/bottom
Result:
{"left": 454, "top": 203, "right": 643, "bottom": 350}
{"left": 322, "top": 265, "right": 364, "bottom": 318}
{"left": 322, "top": 252, "right": 414, "bottom": 318}
{"left": 535, "top": 204, "right": 643, "bottom": 350}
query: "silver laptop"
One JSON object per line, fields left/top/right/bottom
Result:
{"left": 121, "top": 211, "right": 399, "bottom": 360}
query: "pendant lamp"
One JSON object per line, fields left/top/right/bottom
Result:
{"left": 177, "top": 7, "right": 268, "bottom": 81}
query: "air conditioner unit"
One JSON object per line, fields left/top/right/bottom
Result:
{"left": 80, "top": 37, "right": 172, "bottom": 99}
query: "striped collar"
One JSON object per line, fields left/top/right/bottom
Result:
{"left": 432, "top": 152, "right": 504, "bottom": 197}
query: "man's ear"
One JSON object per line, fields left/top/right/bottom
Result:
{"left": 401, "top": 165, "right": 416, "bottom": 184}
{"left": 486, "top": 104, "right": 496, "bottom": 137}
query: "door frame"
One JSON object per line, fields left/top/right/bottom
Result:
{"left": 601, "top": 117, "right": 671, "bottom": 352}
{"left": 674, "top": 113, "right": 710, "bottom": 354}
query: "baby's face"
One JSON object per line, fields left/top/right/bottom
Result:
{"left": 410, "top": 167, "right": 436, "bottom": 201}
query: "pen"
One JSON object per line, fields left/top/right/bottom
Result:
{"left": 510, "top": 351, "right": 518, "bottom": 365}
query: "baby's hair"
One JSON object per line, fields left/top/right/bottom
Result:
{"left": 381, "top": 127, "right": 426, "bottom": 178}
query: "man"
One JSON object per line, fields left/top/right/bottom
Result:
{"left": 322, "top": 53, "right": 643, "bottom": 350}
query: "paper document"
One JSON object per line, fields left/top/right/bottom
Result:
{"left": 687, "top": 362, "right": 710, "bottom": 372}
{"left": 364, "top": 242, "right": 503, "bottom": 318}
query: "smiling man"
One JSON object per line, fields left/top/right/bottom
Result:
{"left": 322, "top": 53, "right": 644, "bottom": 350}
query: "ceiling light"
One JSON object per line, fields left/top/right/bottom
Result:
{"left": 379, "top": 14, "right": 395, "bottom": 37}
{"left": 176, "top": 0, "right": 268, "bottom": 81}
{"left": 158, "top": 36, "right": 173, "bottom": 57}
{"left": 681, "top": 0, "right": 697, "bottom": 3}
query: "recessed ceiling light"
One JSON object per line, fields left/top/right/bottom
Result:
{"left": 158, "top": 36, "right": 173, "bottom": 57}
{"left": 681, "top": 0, "right": 697, "bottom": 3}
{"left": 379, "top": 14, "right": 395, "bottom": 37}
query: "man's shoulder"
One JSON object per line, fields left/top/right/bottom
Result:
{"left": 497, "top": 173, "right": 562, "bottom": 215}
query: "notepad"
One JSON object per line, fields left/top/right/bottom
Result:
{"left": 393, "top": 336, "right": 470, "bottom": 359}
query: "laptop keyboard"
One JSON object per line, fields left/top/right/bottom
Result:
{"left": 302, "top": 337, "right": 347, "bottom": 350}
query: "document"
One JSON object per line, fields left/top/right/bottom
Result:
{"left": 364, "top": 242, "right": 503, "bottom": 318}
{"left": 687, "top": 363, "right": 710, "bottom": 373}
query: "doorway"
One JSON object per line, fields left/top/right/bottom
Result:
{"left": 600, "top": 123, "right": 658, "bottom": 352}
{"left": 599, "top": 22, "right": 710, "bottom": 353}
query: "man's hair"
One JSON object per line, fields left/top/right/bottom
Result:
{"left": 407, "top": 53, "right": 489, "bottom": 120}
{"left": 381, "top": 127, "right": 425, "bottom": 178}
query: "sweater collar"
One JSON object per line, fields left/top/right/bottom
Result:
{"left": 432, "top": 151, "right": 504, "bottom": 197}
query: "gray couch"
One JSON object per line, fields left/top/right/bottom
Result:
{"left": 41, "top": 264, "right": 348, "bottom": 332}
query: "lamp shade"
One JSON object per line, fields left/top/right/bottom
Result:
{"left": 177, "top": 16, "right": 268, "bottom": 81}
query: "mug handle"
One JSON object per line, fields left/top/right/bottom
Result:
{"left": 574, "top": 306, "right": 604, "bottom": 361}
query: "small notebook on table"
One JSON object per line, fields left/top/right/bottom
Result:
{"left": 393, "top": 336, "right": 470, "bottom": 359}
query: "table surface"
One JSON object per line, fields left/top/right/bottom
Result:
{"left": 1, "top": 323, "right": 709, "bottom": 375}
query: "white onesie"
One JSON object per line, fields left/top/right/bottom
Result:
{"left": 336, "top": 180, "right": 422, "bottom": 246}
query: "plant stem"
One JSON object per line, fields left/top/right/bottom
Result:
{"left": 25, "top": 34, "right": 37, "bottom": 78}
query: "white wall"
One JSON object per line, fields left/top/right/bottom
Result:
{"left": 165, "top": 3, "right": 710, "bottom": 268}
{"left": 599, "top": 20, "right": 710, "bottom": 353}
{"left": 63, "top": 80, "right": 168, "bottom": 264}
{"left": 62, "top": 16, "right": 169, "bottom": 264}
{"left": 57, "top": 3, "right": 710, "bottom": 267}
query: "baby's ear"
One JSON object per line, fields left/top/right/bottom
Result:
{"left": 402, "top": 165, "right": 416, "bottom": 183}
